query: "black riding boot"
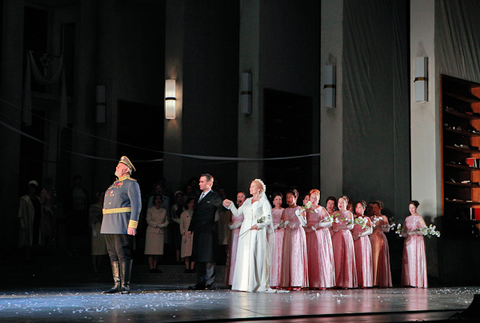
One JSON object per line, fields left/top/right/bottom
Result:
{"left": 103, "top": 261, "right": 120, "bottom": 293}
{"left": 120, "top": 259, "right": 133, "bottom": 294}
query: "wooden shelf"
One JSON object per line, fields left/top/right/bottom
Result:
{"left": 446, "top": 181, "right": 480, "bottom": 188}
{"left": 445, "top": 199, "right": 480, "bottom": 205}
{"left": 444, "top": 127, "right": 480, "bottom": 137}
{"left": 442, "top": 75, "right": 480, "bottom": 225}
{"left": 445, "top": 91, "right": 480, "bottom": 103}
{"left": 444, "top": 108, "right": 480, "bottom": 120}
{"left": 445, "top": 145, "right": 480, "bottom": 154}
{"left": 445, "top": 163, "right": 480, "bottom": 171}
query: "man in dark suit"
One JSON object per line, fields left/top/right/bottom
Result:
{"left": 187, "top": 173, "right": 223, "bottom": 290}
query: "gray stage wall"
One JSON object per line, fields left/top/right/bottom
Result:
{"left": 343, "top": 0, "right": 411, "bottom": 221}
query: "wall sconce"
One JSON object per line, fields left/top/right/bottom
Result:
{"left": 165, "top": 79, "right": 176, "bottom": 119}
{"left": 240, "top": 72, "right": 252, "bottom": 115}
{"left": 324, "top": 65, "right": 336, "bottom": 108}
{"left": 96, "top": 85, "right": 106, "bottom": 123}
{"left": 414, "top": 57, "right": 428, "bottom": 102}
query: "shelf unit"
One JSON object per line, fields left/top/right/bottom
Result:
{"left": 441, "top": 75, "right": 480, "bottom": 236}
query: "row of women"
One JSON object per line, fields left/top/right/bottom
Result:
{"left": 223, "top": 179, "right": 428, "bottom": 293}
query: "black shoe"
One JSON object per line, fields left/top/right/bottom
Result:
{"left": 205, "top": 283, "right": 214, "bottom": 290}
{"left": 103, "top": 261, "right": 121, "bottom": 294}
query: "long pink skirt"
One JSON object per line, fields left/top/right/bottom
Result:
{"left": 306, "top": 227, "right": 335, "bottom": 288}
{"left": 281, "top": 227, "right": 308, "bottom": 288}
{"left": 269, "top": 228, "right": 285, "bottom": 287}
{"left": 332, "top": 229, "right": 358, "bottom": 288}
{"left": 354, "top": 236, "right": 373, "bottom": 287}
{"left": 401, "top": 235, "right": 428, "bottom": 288}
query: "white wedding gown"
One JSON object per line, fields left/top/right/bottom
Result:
{"left": 229, "top": 197, "right": 273, "bottom": 292}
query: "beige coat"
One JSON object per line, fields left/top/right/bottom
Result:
{"left": 144, "top": 206, "right": 168, "bottom": 255}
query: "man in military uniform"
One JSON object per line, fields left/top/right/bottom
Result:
{"left": 101, "top": 156, "right": 141, "bottom": 294}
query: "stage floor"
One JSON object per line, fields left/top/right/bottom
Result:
{"left": 0, "top": 284, "right": 477, "bottom": 322}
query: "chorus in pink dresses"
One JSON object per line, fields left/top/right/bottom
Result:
{"left": 304, "top": 190, "right": 335, "bottom": 289}
{"left": 352, "top": 202, "right": 373, "bottom": 288}
{"left": 369, "top": 202, "right": 392, "bottom": 287}
{"left": 401, "top": 201, "right": 428, "bottom": 288}
{"left": 332, "top": 196, "right": 358, "bottom": 288}
{"left": 281, "top": 191, "right": 308, "bottom": 289}
{"left": 270, "top": 193, "right": 285, "bottom": 288}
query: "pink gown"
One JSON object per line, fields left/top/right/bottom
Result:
{"left": 332, "top": 211, "right": 358, "bottom": 288}
{"left": 269, "top": 208, "right": 285, "bottom": 287}
{"left": 305, "top": 206, "right": 335, "bottom": 288}
{"left": 352, "top": 217, "right": 373, "bottom": 287}
{"left": 226, "top": 211, "right": 244, "bottom": 286}
{"left": 401, "top": 215, "right": 428, "bottom": 288}
{"left": 281, "top": 206, "right": 309, "bottom": 288}
{"left": 369, "top": 215, "right": 392, "bottom": 287}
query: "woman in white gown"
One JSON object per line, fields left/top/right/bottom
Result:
{"left": 223, "top": 179, "right": 274, "bottom": 292}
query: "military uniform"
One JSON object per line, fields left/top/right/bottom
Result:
{"left": 101, "top": 175, "right": 141, "bottom": 235}
{"left": 101, "top": 156, "right": 141, "bottom": 294}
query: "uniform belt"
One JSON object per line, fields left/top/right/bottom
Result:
{"left": 102, "top": 207, "right": 132, "bottom": 214}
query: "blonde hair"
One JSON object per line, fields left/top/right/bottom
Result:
{"left": 252, "top": 179, "right": 266, "bottom": 194}
{"left": 309, "top": 189, "right": 320, "bottom": 200}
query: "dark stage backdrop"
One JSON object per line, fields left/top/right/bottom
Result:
{"left": 343, "top": 0, "right": 411, "bottom": 221}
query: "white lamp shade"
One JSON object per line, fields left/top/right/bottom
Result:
{"left": 415, "top": 57, "right": 428, "bottom": 102}
{"left": 165, "top": 99, "right": 176, "bottom": 119}
{"left": 239, "top": 72, "right": 252, "bottom": 115}
{"left": 324, "top": 65, "right": 336, "bottom": 108}
{"left": 165, "top": 79, "right": 176, "bottom": 119}
{"left": 165, "top": 79, "right": 176, "bottom": 99}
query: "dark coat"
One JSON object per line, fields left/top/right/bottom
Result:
{"left": 188, "top": 191, "right": 223, "bottom": 262}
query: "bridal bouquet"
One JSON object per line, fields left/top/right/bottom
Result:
{"left": 394, "top": 223, "right": 440, "bottom": 238}
{"left": 257, "top": 216, "right": 267, "bottom": 224}
{"left": 295, "top": 201, "right": 314, "bottom": 216}
{"left": 420, "top": 224, "right": 441, "bottom": 238}
{"left": 353, "top": 216, "right": 369, "bottom": 229}
{"left": 332, "top": 212, "right": 353, "bottom": 225}
{"left": 371, "top": 216, "right": 381, "bottom": 227}
{"left": 395, "top": 223, "right": 402, "bottom": 236}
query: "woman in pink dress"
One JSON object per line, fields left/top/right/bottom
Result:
{"left": 304, "top": 189, "right": 335, "bottom": 289}
{"left": 325, "top": 196, "right": 337, "bottom": 216}
{"left": 369, "top": 201, "right": 392, "bottom": 287}
{"left": 401, "top": 200, "right": 428, "bottom": 288}
{"left": 226, "top": 192, "right": 246, "bottom": 287}
{"left": 280, "top": 189, "right": 308, "bottom": 290}
{"left": 325, "top": 196, "right": 337, "bottom": 237}
{"left": 352, "top": 201, "right": 373, "bottom": 288}
{"left": 269, "top": 192, "right": 285, "bottom": 288}
{"left": 332, "top": 195, "right": 357, "bottom": 288}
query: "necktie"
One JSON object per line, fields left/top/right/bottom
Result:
{"left": 199, "top": 192, "right": 205, "bottom": 202}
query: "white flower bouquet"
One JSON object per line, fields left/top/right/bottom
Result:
{"left": 295, "top": 201, "right": 313, "bottom": 216}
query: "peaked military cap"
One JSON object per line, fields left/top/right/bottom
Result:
{"left": 119, "top": 156, "right": 136, "bottom": 172}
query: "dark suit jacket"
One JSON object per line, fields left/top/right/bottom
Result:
{"left": 188, "top": 191, "right": 223, "bottom": 262}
